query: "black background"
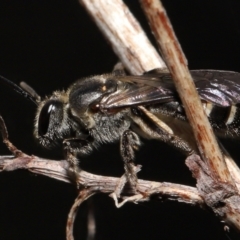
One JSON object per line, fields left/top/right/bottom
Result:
{"left": 0, "top": 1, "right": 240, "bottom": 239}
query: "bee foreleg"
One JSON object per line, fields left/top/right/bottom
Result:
{"left": 63, "top": 138, "right": 89, "bottom": 186}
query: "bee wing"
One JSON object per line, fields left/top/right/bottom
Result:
{"left": 101, "top": 70, "right": 240, "bottom": 110}
{"left": 116, "top": 74, "right": 174, "bottom": 88}
{"left": 101, "top": 74, "right": 178, "bottom": 109}
{"left": 191, "top": 70, "right": 240, "bottom": 106}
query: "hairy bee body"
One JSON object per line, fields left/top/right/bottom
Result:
{"left": 35, "top": 74, "right": 133, "bottom": 156}
{"left": 2, "top": 69, "right": 240, "bottom": 181}
{"left": 32, "top": 70, "right": 240, "bottom": 159}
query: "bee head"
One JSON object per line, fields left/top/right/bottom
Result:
{"left": 0, "top": 75, "right": 72, "bottom": 149}
{"left": 34, "top": 92, "right": 71, "bottom": 148}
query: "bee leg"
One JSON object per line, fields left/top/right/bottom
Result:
{"left": 121, "top": 130, "right": 141, "bottom": 186}
{"left": 114, "top": 130, "right": 142, "bottom": 197}
{"left": 63, "top": 138, "right": 89, "bottom": 187}
{"left": 112, "top": 62, "right": 126, "bottom": 76}
{"left": 131, "top": 106, "right": 194, "bottom": 155}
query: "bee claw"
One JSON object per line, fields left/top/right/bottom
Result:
{"left": 110, "top": 164, "right": 142, "bottom": 207}
{"left": 110, "top": 192, "right": 144, "bottom": 208}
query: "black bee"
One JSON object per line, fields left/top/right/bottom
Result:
{"left": 1, "top": 68, "right": 240, "bottom": 188}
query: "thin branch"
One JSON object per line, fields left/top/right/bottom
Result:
{"left": 140, "top": 0, "right": 234, "bottom": 184}
{"left": 0, "top": 155, "right": 204, "bottom": 207}
{"left": 140, "top": 0, "right": 240, "bottom": 231}
{"left": 185, "top": 154, "right": 240, "bottom": 231}
{"left": 78, "top": 0, "right": 166, "bottom": 75}
{"left": 66, "top": 190, "right": 95, "bottom": 240}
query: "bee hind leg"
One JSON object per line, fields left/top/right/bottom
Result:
{"left": 112, "top": 130, "right": 142, "bottom": 200}
{"left": 121, "top": 130, "right": 141, "bottom": 186}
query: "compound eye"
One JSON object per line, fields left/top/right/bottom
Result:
{"left": 38, "top": 100, "right": 62, "bottom": 136}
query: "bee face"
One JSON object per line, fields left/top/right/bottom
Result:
{"left": 34, "top": 93, "right": 71, "bottom": 148}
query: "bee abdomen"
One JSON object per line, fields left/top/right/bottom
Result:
{"left": 202, "top": 102, "right": 240, "bottom": 136}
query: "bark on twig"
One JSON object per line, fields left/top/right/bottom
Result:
{"left": 0, "top": 155, "right": 204, "bottom": 206}
{"left": 186, "top": 154, "right": 240, "bottom": 231}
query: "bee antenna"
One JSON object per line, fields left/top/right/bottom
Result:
{"left": 0, "top": 75, "right": 40, "bottom": 105}
{"left": 20, "top": 82, "right": 41, "bottom": 103}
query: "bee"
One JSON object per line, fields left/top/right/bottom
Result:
{"left": 1, "top": 68, "right": 240, "bottom": 190}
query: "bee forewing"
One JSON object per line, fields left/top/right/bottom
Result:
{"left": 192, "top": 70, "right": 240, "bottom": 106}
{"left": 102, "top": 70, "right": 240, "bottom": 110}
{"left": 101, "top": 84, "right": 176, "bottom": 109}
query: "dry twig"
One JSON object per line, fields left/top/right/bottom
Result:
{"left": 140, "top": 0, "right": 240, "bottom": 230}
{"left": 140, "top": 0, "right": 233, "bottom": 183}
{"left": 78, "top": 0, "right": 166, "bottom": 75}
{"left": 66, "top": 190, "right": 95, "bottom": 240}
{"left": 0, "top": 155, "right": 203, "bottom": 207}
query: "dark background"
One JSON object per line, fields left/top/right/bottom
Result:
{"left": 0, "top": 0, "right": 240, "bottom": 239}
